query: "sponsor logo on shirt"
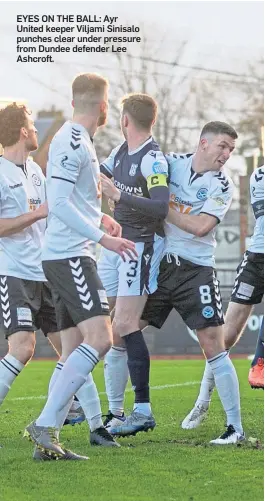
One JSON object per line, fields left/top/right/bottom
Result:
{"left": 152, "top": 161, "right": 167, "bottom": 175}
{"left": 9, "top": 183, "right": 23, "bottom": 189}
{"left": 169, "top": 193, "right": 193, "bottom": 213}
{"left": 196, "top": 188, "right": 208, "bottom": 201}
{"left": 28, "top": 197, "right": 41, "bottom": 211}
{"left": 169, "top": 180, "right": 180, "bottom": 189}
{"left": 114, "top": 180, "right": 143, "bottom": 196}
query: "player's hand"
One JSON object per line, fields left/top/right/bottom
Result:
{"left": 35, "top": 201, "right": 48, "bottom": 219}
{"left": 100, "top": 173, "right": 121, "bottom": 202}
{"left": 99, "top": 234, "right": 138, "bottom": 261}
{"left": 101, "top": 213, "right": 122, "bottom": 237}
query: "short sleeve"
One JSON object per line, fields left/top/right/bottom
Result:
{"left": 140, "top": 150, "right": 169, "bottom": 179}
{"left": 200, "top": 173, "right": 234, "bottom": 223}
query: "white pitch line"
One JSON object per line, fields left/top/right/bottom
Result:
{"left": 8, "top": 381, "right": 200, "bottom": 402}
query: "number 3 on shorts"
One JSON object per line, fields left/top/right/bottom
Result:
{"left": 199, "top": 285, "right": 211, "bottom": 304}
{"left": 127, "top": 259, "right": 138, "bottom": 278}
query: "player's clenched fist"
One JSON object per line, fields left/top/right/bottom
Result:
{"left": 35, "top": 201, "right": 48, "bottom": 219}
{"left": 99, "top": 234, "right": 138, "bottom": 261}
{"left": 100, "top": 173, "right": 121, "bottom": 202}
{"left": 101, "top": 213, "right": 122, "bottom": 237}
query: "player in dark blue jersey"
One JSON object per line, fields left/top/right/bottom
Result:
{"left": 98, "top": 93, "right": 170, "bottom": 436}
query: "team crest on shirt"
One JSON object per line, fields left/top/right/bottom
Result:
{"left": 202, "top": 306, "right": 214, "bottom": 319}
{"left": 196, "top": 188, "right": 208, "bottom": 201}
{"left": 129, "top": 164, "right": 138, "bottom": 176}
{"left": 32, "top": 173, "right": 41, "bottom": 186}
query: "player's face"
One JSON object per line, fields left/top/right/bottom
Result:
{"left": 98, "top": 88, "right": 108, "bottom": 127}
{"left": 204, "top": 134, "right": 235, "bottom": 170}
{"left": 23, "top": 116, "right": 38, "bottom": 152}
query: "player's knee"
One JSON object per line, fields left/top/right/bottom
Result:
{"left": 197, "top": 326, "right": 225, "bottom": 359}
{"left": 112, "top": 317, "right": 138, "bottom": 338}
{"left": 8, "top": 332, "right": 35, "bottom": 364}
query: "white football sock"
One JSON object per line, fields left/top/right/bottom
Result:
{"left": 133, "top": 402, "right": 152, "bottom": 416}
{"left": 48, "top": 362, "right": 81, "bottom": 415}
{"left": 46, "top": 361, "right": 73, "bottom": 438}
{"left": 208, "top": 352, "right": 243, "bottom": 435}
{"left": 48, "top": 362, "right": 64, "bottom": 395}
{"left": 195, "top": 361, "right": 215, "bottom": 408}
{"left": 104, "top": 346, "right": 128, "bottom": 416}
{"left": 36, "top": 343, "right": 99, "bottom": 427}
{"left": 0, "top": 354, "right": 24, "bottom": 404}
{"left": 76, "top": 373, "right": 103, "bottom": 431}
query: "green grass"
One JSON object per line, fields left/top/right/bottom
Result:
{"left": 0, "top": 360, "right": 263, "bottom": 501}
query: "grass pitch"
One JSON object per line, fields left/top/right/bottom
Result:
{"left": 0, "top": 359, "right": 263, "bottom": 501}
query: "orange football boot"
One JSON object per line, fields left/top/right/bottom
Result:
{"left": 248, "top": 358, "right": 264, "bottom": 389}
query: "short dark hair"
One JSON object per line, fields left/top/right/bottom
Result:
{"left": 0, "top": 103, "right": 31, "bottom": 148}
{"left": 200, "top": 121, "right": 238, "bottom": 140}
{"left": 121, "top": 93, "right": 157, "bottom": 130}
{"left": 72, "top": 73, "right": 108, "bottom": 112}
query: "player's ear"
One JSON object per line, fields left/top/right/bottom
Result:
{"left": 71, "top": 99, "right": 74, "bottom": 108}
{"left": 20, "top": 127, "right": 28, "bottom": 139}
{"left": 100, "top": 101, "right": 107, "bottom": 112}
{"left": 200, "top": 137, "right": 208, "bottom": 150}
{"left": 123, "top": 114, "right": 129, "bottom": 128}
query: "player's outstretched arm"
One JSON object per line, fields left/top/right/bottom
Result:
{"left": 101, "top": 172, "right": 169, "bottom": 219}
{"left": 167, "top": 210, "right": 218, "bottom": 237}
{"left": 167, "top": 175, "right": 234, "bottom": 237}
{"left": 0, "top": 202, "right": 48, "bottom": 237}
{"left": 99, "top": 233, "right": 137, "bottom": 262}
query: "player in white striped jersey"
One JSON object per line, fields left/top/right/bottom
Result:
{"left": 142, "top": 121, "right": 245, "bottom": 444}
{"left": 25, "top": 73, "right": 137, "bottom": 458}
{"left": 182, "top": 164, "right": 264, "bottom": 433}
{"left": 0, "top": 103, "right": 60, "bottom": 398}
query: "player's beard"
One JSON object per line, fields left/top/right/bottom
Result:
{"left": 26, "top": 139, "right": 38, "bottom": 152}
{"left": 97, "top": 109, "right": 107, "bottom": 127}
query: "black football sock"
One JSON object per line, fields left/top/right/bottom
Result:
{"left": 123, "top": 330, "right": 150, "bottom": 403}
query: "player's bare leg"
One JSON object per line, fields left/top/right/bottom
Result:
{"left": 182, "top": 303, "right": 253, "bottom": 430}
{"left": 0, "top": 331, "right": 35, "bottom": 405}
